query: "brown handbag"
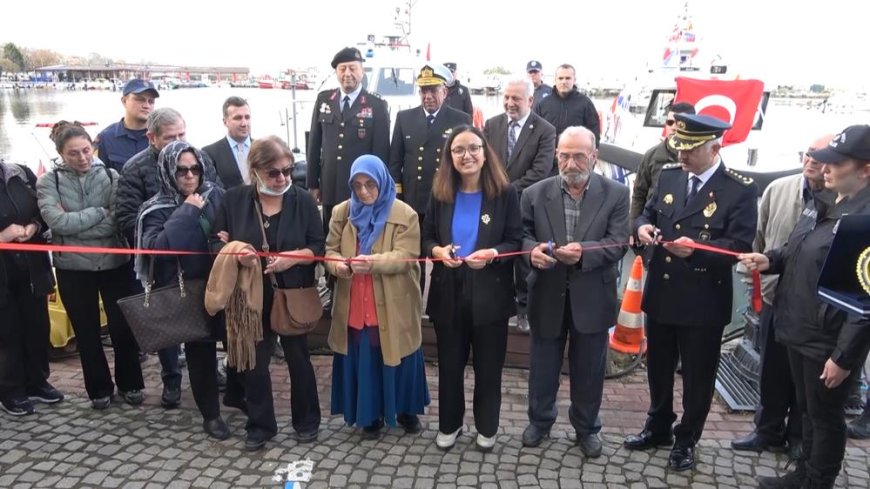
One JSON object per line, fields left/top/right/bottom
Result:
{"left": 255, "top": 201, "right": 322, "bottom": 336}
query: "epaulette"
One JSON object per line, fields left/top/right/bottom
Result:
{"left": 661, "top": 163, "right": 681, "bottom": 170}
{"left": 724, "top": 167, "right": 754, "bottom": 186}
{"left": 368, "top": 91, "right": 383, "bottom": 100}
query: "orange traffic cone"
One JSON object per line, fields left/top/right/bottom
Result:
{"left": 609, "top": 255, "right": 646, "bottom": 354}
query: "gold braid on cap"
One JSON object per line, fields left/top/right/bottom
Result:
{"left": 858, "top": 246, "right": 870, "bottom": 296}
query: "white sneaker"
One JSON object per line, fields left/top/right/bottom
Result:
{"left": 435, "top": 427, "right": 462, "bottom": 450}
{"left": 476, "top": 433, "right": 496, "bottom": 451}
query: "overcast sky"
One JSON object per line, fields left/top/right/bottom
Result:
{"left": 4, "top": 0, "right": 866, "bottom": 89}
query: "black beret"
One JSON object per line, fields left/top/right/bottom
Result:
{"left": 331, "top": 47, "right": 364, "bottom": 69}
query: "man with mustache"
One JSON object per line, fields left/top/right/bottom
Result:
{"left": 519, "top": 126, "right": 629, "bottom": 458}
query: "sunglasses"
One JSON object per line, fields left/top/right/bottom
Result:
{"left": 665, "top": 119, "right": 676, "bottom": 126}
{"left": 264, "top": 167, "right": 293, "bottom": 179}
{"left": 175, "top": 165, "right": 202, "bottom": 177}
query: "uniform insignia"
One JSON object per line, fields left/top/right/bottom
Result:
{"left": 319, "top": 102, "right": 331, "bottom": 114}
{"left": 459, "top": 88, "right": 464, "bottom": 95}
{"left": 663, "top": 194, "right": 674, "bottom": 205}
{"left": 699, "top": 230, "right": 711, "bottom": 241}
{"left": 857, "top": 246, "right": 870, "bottom": 296}
{"left": 358, "top": 128, "right": 366, "bottom": 139}
{"left": 481, "top": 214, "right": 491, "bottom": 225}
{"left": 703, "top": 202, "right": 717, "bottom": 218}
{"left": 360, "top": 95, "right": 367, "bottom": 105}
{"left": 676, "top": 121, "right": 686, "bottom": 130}
{"left": 329, "top": 90, "right": 338, "bottom": 101}
{"left": 724, "top": 167, "right": 754, "bottom": 186}
{"left": 358, "top": 107, "right": 373, "bottom": 119}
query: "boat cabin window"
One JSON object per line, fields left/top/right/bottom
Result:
{"left": 363, "top": 67, "right": 416, "bottom": 96}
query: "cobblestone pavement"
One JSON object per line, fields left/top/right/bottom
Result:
{"left": 1, "top": 353, "right": 868, "bottom": 488}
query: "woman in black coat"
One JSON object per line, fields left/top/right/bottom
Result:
{"left": 136, "top": 140, "right": 228, "bottom": 439}
{"left": 0, "top": 161, "right": 60, "bottom": 416}
{"left": 742, "top": 125, "right": 870, "bottom": 489}
{"left": 422, "top": 125, "right": 522, "bottom": 451}
{"left": 213, "top": 135, "right": 324, "bottom": 452}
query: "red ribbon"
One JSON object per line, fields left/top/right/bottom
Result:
{"left": 0, "top": 240, "right": 763, "bottom": 313}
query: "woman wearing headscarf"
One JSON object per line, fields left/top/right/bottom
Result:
{"left": 422, "top": 124, "right": 522, "bottom": 451}
{"left": 136, "top": 140, "right": 228, "bottom": 439}
{"left": 212, "top": 135, "right": 323, "bottom": 452}
{"left": 325, "top": 155, "right": 430, "bottom": 440}
{"left": 0, "top": 159, "right": 58, "bottom": 416}
{"left": 743, "top": 125, "right": 870, "bottom": 489}
{"left": 36, "top": 121, "right": 143, "bottom": 411}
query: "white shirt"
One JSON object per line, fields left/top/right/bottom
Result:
{"left": 507, "top": 111, "right": 531, "bottom": 132}
{"left": 688, "top": 160, "right": 721, "bottom": 194}
{"left": 340, "top": 84, "right": 363, "bottom": 111}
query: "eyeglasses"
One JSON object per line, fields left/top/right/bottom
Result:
{"left": 351, "top": 181, "right": 379, "bottom": 193}
{"left": 557, "top": 152, "right": 591, "bottom": 164}
{"left": 799, "top": 150, "right": 822, "bottom": 165}
{"left": 665, "top": 119, "right": 676, "bottom": 126}
{"left": 175, "top": 165, "right": 202, "bottom": 177}
{"left": 450, "top": 144, "right": 483, "bottom": 156}
{"left": 264, "top": 167, "right": 293, "bottom": 179}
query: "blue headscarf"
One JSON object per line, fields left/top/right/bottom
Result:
{"left": 348, "top": 155, "right": 396, "bottom": 254}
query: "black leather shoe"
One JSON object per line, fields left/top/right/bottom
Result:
{"left": 757, "top": 461, "right": 806, "bottom": 489}
{"left": 787, "top": 440, "right": 803, "bottom": 461}
{"left": 292, "top": 429, "right": 318, "bottom": 444}
{"left": 397, "top": 414, "right": 422, "bottom": 434}
{"left": 521, "top": 425, "right": 550, "bottom": 447}
{"left": 245, "top": 433, "right": 273, "bottom": 452}
{"left": 731, "top": 432, "right": 786, "bottom": 453}
{"left": 577, "top": 433, "right": 603, "bottom": 458}
{"left": 623, "top": 430, "right": 674, "bottom": 450}
{"left": 222, "top": 396, "right": 248, "bottom": 415}
{"left": 161, "top": 385, "right": 181, "bottom": 409}
{"left": 360, "top": 419, "right": 384, "bottom": 440}
{"left": 202, "top": 417, "right": 231, "bottom": 440}
{"left": 668, "top": 446, "right": 695, "bottom": 471}
{"left": 847, "top": 409, "right": 870, "bottom": 440}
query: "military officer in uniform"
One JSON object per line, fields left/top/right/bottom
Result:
{"left": 307, "top": 47, "right": 391, "bottom": 234}
{"left": 389, "top": 63, "right": 472, "bottom": 292}
{"left": 443, "top": 62, "right": 473, "bottom": 116}
{"left": 625, "top": 113, "right": 758, "bottom": 472}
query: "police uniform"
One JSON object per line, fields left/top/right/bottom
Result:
{"left": 388, "top": 64, "right": 472, "bottom": 214}
{"left": 307, "top": 47, "right": 390, "bottom": 231}
{"left": 627, "top": 113, "right": 758, "bottom": 470}
{"left": 443, "top": 62, "right": 473, "bottom": 116}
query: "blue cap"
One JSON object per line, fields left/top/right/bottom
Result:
{"left": 668, "top": 113, "right": 731, "bottom": 151}
{"left": 122, "top": 79, "right": 159, "bottom": 97}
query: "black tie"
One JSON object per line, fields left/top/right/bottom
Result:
{"left": 686, "top": 176, "right": 701, "bottom": 204}
{"left": 342, "top": 95, "right": 350, "bottom": 114}
{"left": 426, "top": 114, "right": 435, "bottom": 126}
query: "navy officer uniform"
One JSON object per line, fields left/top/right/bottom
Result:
{"left": 307, "top": 47, "right": 390, "bottom": 234}
{"left": 625, "top": 113, "right": 758, "bottom": 471}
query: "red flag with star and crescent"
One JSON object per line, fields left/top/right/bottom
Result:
{"left": 673, "top": 77, "right": 764, "bottom": 146}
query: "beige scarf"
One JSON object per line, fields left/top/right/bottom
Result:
{"left": 205, "top": 241, "right": 263, "bottom": 371}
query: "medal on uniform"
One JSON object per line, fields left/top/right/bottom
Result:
{"left": 703, "top": 202, "right": 717, "bottom": 218}
{"left": 358, "top": 128, "right": 366, "bottom": 139}
{"left": 698, "top": 230, "right": 711, "bottom": 241}
{"left": 858, "top": 246, "right": 870, "bottom": 296}
{"left": 663, "top": 194, "right": 674, "bottom": 205}
{"left": 481, "top": 214, "right": 491, "bottom": 225}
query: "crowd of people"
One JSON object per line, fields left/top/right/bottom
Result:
{"left": 0, "top": 46, "right": 868, "bottom": 489}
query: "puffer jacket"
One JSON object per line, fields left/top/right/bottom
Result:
{"left": 116, "top": 145, "right": 221, "bottom": 244}
{"left": 36, "top": 158, "right": 129, "bottom": 271}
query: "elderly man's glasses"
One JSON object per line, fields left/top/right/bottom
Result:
{"left": 451, "top": 144, "right": 483, "bottom": 157}
{"left": 264, "top": 167, "right": 293, "bottom": 179}
{"left": 175, "top": 165, "right": 202, "bottom": 177}
{"left": 557, "top": 152, "right": 591, "bottom": 164}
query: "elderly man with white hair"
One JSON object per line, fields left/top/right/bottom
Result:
{"left": 626, "top": 113, "right": 758, "bottom": 472}
{"left": 519, "top": 125, "right": 629, "bottom": 457}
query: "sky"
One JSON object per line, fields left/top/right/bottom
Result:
{"left": 3, "top": 0, "right": 867, "bottom": 89}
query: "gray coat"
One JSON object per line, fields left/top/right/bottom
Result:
{"left": 36, "top": 159, "right": 129, "bottom": 271}
{"left": 520, "top": 174, "right": 629, "bottom": 338}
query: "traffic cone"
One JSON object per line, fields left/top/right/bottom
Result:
{"left": 609, "top": 255, "right": 646, "bottom": 354}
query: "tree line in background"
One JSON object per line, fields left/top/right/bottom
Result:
{"left": 1, "top": 42, "right": 122, "bottom": 78}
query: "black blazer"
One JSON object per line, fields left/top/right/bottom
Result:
{"left": 203, "top": 137, "right": 245, "bottom": 190}
{"left": 422, "top": 186, "right": 522, "bottom": 325}
{"left": 389, "top": 105, "right": 472, "bottom": 214}
{"left": 484, "top": 111, "right": 557, "bottom": 191}
{"left": 213, "top": 184, "right": 324, "bottom": 288}
{"left": 635, "top": 163, "right": 757, "bottom": 327}
{"left": 521, "top": 174, "right": 629, "bottom": 337}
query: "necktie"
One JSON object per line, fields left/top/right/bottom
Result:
{"left": 237, "top": 143, "right": 249, "bottom": 184}
{"left": 507, "top": 121, "right": 519, "bottom": 159}
{"left": 426, "top": 114, "right": 435, "bottom": 126}
{"left": 686, "top": 176, "right": 701, "bottom": 204}
{"left": 342, "top": 95, "right": 350, "bottom": 114}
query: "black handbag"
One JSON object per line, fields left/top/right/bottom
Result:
{"left": 117, "top": 257, "right": 212, "bottom": 352}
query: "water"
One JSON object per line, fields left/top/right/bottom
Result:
{"left": 1, "top": 87, "right": 867, "bottom": 173}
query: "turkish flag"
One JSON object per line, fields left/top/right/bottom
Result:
{"left": 674, "top": 77, "right": 764, "bottom": 146}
